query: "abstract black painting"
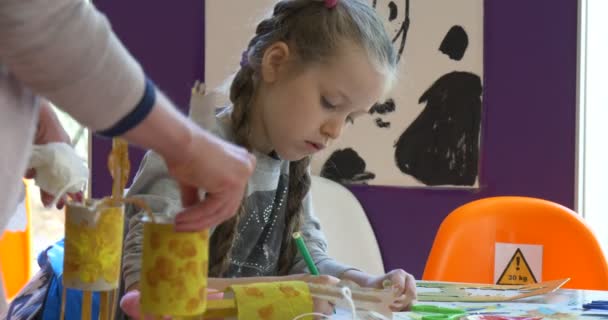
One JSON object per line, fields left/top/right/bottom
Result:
{"left": 311, "top": 0, "right": 484, "bottom": 188}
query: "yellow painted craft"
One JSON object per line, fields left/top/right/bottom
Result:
{"left": 140, "top": 217, "right": 209, "bottom": 316}
{"left": 63, "top": 200, "right": 124, "bottom": 291}
{"left": 229, "top": 281, "right": 314, "bottom": 320}
{"left": 204, "top": 280, "right": 397, "bottom": 319}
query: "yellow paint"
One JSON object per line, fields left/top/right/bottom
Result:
{"left": 230, "top": 281, "right": 313, "bottom": 320}
{"left": 205, "top": 299, "right": 238, "bottom": 319}
{"left": 108, "top": 138, "right": 130, "bottom": 199}
{"left": 63, "top": 204, "right": 124, "bottom": 290}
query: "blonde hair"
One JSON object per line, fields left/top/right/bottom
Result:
{"left": 209, "top": 0, "right": 396, "bottom": 277}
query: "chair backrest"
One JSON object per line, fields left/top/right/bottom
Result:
{"left": 422, "top": 196, "right": 608, "bottom": 290}
{"left": 0, "top": 180, "right": 33, "bottom": 300}
{"left": 310, "top": 176, "right": 385, "bottom": 275}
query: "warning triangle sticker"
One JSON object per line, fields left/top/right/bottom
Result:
{"left": 496, "top": 248, "right": 538, "bottom": 285}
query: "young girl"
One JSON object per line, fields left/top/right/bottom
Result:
{"left": 121, "top": 0, "right": 416, "bottom": 316}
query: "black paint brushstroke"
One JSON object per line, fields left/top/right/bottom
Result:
{"left": 394, "top": 71, "right": 482, "bottom": 186}
{"left": 375, "top": 118, "right": 391, "bottom": 128}
{"left": 320, "top": 148, "right": 375, "bottom": 185}
{"left": 370, "top": 99, "right": 396, "bottom": 115}
{"left": 388, "top": 1, "right": 398, "bottom": 21}
{"left": 372, "top": 0, "right": 410, "bottom": 63}
{"left": 439, "top": 25, "right": 469, "bottom": 61}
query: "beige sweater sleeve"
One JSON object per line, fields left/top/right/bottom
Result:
{"left": 0, "top": 0, "right": 146, "bottom": 131}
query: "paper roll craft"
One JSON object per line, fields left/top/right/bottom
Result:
{"left": 229, "top": 281, "right": 313, "bottom": 320}
{"left": 139, "top": 215, "right": 210, "bottom": 317}
{"left": 60, "top": 138, "right": 134, "bottom": 320}
{"left": 63, "top": 200, "right": 124, "bottom": 291}
{"left": 203, "top": 280, "right": 397, "bottom": 320}
{"left": 203, "top": 281, "right": 314, "bottom": 320}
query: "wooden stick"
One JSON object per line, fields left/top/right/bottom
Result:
{"left": 60, "top": 287, "right": 67, "bottom": 320}
{"left": 104, "top": 137, "right": 156, "bottom": 222}
{"left": 308, "top": 283, "right": 393, "bottom": 318}
{"left": 203, "top": 284, "right": 393, "bottom": 319}
{"left": 81, "top": 291, "right": 92, "bottom": 320}
{"left": 99, "top": 291, "right": 110, "bottom": 320}
{"left": 109, "top": 289, "right": 119, "bottom": 320}
{"left": 109, "top": 138, "right": 129, "bottom": 200}
{"left": 308, "top": 283, "right": 382, "bottom": 303}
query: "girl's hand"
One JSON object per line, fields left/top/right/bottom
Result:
{"left": 120, "top": 287, "right": 224, "bottom": 320}
{"left": 365, "top": 269, "right": 417, "bottom": 311}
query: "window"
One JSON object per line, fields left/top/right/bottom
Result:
{"left": 578, "top": 0, "right": 608, "bottom": 254}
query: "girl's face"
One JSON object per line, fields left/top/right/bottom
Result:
{"left": 252, "top": 42, "right": 387, "bottom": 161}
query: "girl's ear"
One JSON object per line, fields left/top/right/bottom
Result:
{"left": 260, "top": 41, "right": 291, "bottom": 84}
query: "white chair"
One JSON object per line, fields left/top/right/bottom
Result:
{"left": 310, "top": 175, "right": 385, "bottom": 275}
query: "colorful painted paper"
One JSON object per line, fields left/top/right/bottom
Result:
{"left": 416, "top": 279, "right": 569, "bottom": 302}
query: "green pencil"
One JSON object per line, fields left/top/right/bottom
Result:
{"left": 292, "top": 231, "right": 320, "bottom": 275}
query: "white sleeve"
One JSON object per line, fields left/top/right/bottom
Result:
{"left": 0, "top": 0, "right": 146, "bottom": 131}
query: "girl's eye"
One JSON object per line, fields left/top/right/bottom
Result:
{"left": 321, "top": 96, "right": 336, "bottom": 110}
{"left": 346, "top": 116, "right": 355, "bottom": 124}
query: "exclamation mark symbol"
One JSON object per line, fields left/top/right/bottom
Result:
{"left": 516, "top": 256, "right": 520, "bottom": 271}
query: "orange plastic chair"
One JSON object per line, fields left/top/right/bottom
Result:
{"left": 423, "top": 196, "right": 608, "bottom": 291}
{"left": 0, "top": 180, "right": 33, "bottom": 300}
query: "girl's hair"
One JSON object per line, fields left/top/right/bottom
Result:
{"left": 209, "top": 0, "right": 396, "bottom": 277}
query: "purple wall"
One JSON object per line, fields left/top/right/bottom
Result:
{"left": 91, "top": 1, "right": 205, "bottom": 198}
{"left": 93, "top": 1, "right": 578, "bottom": 278}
